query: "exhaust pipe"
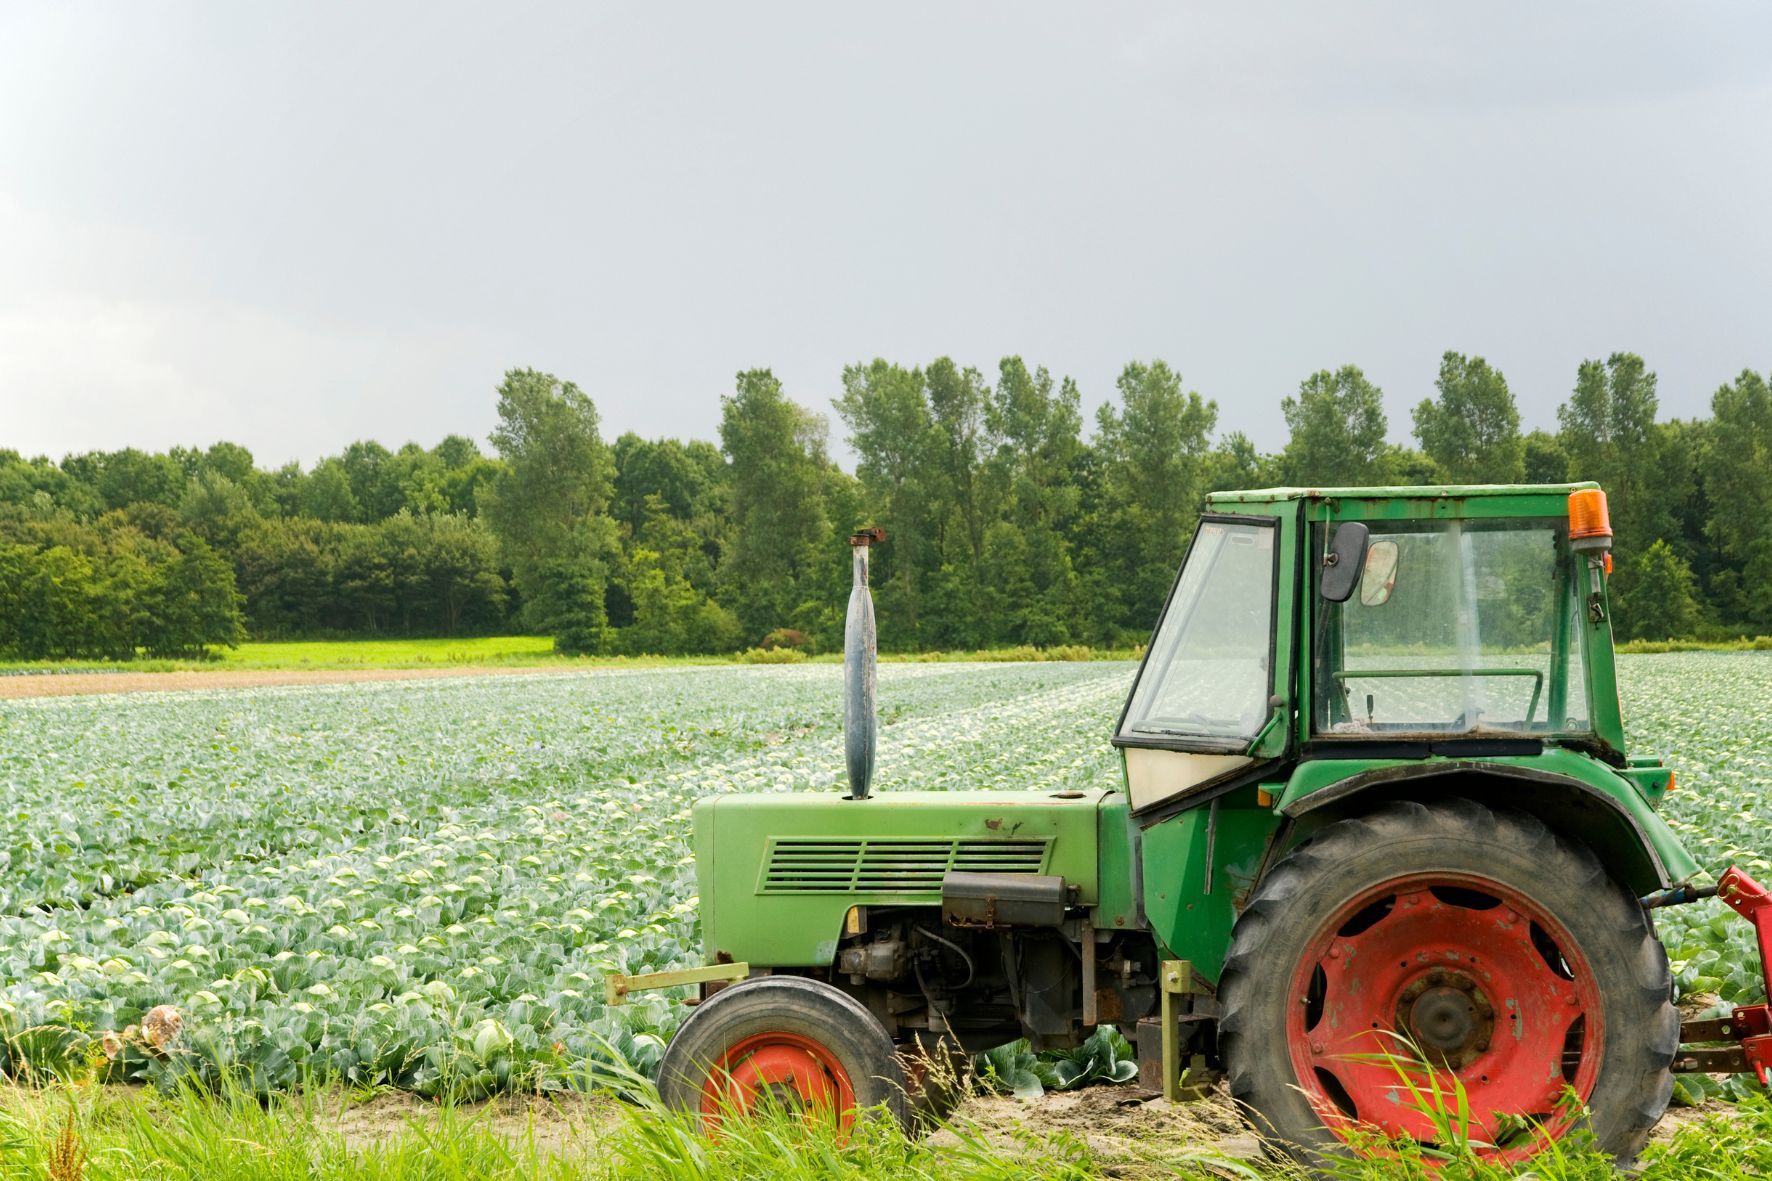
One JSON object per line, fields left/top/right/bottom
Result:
{"left": 844, "top": 528, "right": 885, "bottom": 800}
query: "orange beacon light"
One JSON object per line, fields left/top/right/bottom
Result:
{"left": 1568, "top": 488, "right": 1612, "bottom": 552}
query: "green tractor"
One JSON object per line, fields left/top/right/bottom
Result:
{"left": 611, "top": 483, "right": 1772, "bottom": 1164}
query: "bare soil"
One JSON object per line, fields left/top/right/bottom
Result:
{"left": 931, "top": 1084, "right": 1268, "bottom": 1172}
{"left": 0, "top": 666, "right": 562, "bottom": 700}
{"left": 321, "top": 1083, "right": 1266, "bottom": 1165}
{"left": 326, "top": 1090, "right": 620, "bottom": 1158}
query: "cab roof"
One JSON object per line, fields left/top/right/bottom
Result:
{"left": 1208, "top": 482, "right": 1598, "bottom": 506}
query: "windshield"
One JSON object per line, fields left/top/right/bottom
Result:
{"left": 1314, "top": 518, "right": 1588, "bottom": 736}
{"left": 1120, "top": 518, "right": 1277, "bottom": 745}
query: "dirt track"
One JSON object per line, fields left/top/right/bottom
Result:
{"left": 0, "top": 666, "right": 560, "bottom": 700}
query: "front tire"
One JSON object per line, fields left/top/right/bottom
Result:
{"left": 658, "top": 976, "right": 909, "bottom": 1132}
{"left": 1218, "top": 798, "right": 1676, "bottom": 1165}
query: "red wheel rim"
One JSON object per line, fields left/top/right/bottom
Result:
{"left": 699, "top": 1031, "right": 858, "bottom": 1132}
{"left": 1285, "top": 872, "right": 1603, "bottom": 1159}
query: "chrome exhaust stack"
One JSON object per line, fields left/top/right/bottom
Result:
{"left": 844, "top": 527, "right": 885, "bottom": 800}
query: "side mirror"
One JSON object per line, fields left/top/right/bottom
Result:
{"left": 1319, "top": 521, "right": 1370, "bottom": 603}
{"left": 1359, "top": 539, "right": 1400, "bottom": 607}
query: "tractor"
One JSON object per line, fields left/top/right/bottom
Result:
{"left": 607, "top": 483, "right": 1772, "bottom": 1164}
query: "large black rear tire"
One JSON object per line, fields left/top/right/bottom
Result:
{"left": 1218, "top": 798, "right": 1676, "bottom": 1166}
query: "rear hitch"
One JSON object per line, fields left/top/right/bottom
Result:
{"left": 1667, "top": 867, "right": 1772, "bottom": 1086}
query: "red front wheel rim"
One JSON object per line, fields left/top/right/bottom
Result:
{"left": 1286, "top": 871, "right": 1603, "bottom": 1158}
{"left": 699, "top": 1031, "right": 858, "bottom": 1132}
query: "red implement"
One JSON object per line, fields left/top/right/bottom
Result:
{"left": 1716, "top": 867, "right": 1772, "bottom": 1086}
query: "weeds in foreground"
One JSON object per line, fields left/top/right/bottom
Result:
{"left": 0, "top": 1060, "right": 1765, "bottom": 1180}
{"left": 47, "top": 1107, "right": 87, "bottom": 1181}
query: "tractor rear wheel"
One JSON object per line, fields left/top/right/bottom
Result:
{"left": 1218, "top": 798, "right": 1676, "bottom": 1166}
{"left": 658, "top": 975, "right": 910, "bottom": 1133}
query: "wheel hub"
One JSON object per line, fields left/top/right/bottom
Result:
{"left": 1397, "top": 971, "right": 1495, "bottom": 1067}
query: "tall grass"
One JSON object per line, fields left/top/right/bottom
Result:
{"left": 0, "top": 1074, "right": 1765, "bottom": 1181}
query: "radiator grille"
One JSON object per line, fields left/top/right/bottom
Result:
{"left": 758, "top": 836, "right": 1051, "bottom": 894}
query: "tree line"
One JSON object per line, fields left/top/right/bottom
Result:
{"left": 2, "top": 352, "right": 1768, "bottom": 660}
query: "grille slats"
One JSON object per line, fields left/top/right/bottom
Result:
{"left": 759, "top": 836, "right": 1051, "bottom": 894}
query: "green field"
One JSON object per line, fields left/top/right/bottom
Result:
{"left": 0, "top": 655, "right": 1768, "bottom": 1176}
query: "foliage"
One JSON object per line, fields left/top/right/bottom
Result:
{"left": 736, "top": 645, "right": 808, "bottom": 664}
{"left": 971, "top": 1039, "right": 1045, "bottom": 1100}
{"left": 0, "top": 518, "right": 244, "bottom": 660}
{"left": 1091, "top": 361, "right": 1217, "bottom": 633}
{"left": 1280, "top": 364, "right": 1389, "bottom": 486}
{"left": 1412, "top": 352, "right": 1525, "bottom": 484}
{"left": 1704, "top": 370, "right": 1772, "bottom": 631}
{"left": 1615, "top": 540, "right": 1702, "bottom": 642}
{"left": 982, "top": 1025, "right": 1141, "bottom": 1095}
{"left": 719, "top": 369, "right": 837, "bottom": 645}
{"left": 482, "top": 369, "right": 621, "bottom": 653}
{"left": 7, "top": 350, "right": 1772, "bottom": 658}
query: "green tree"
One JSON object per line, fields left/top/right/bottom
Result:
{"left": 1557, "top": 353, "right": 1657, "bottom": 533}
{"left": 836, "top": 359, "right": 936, "bottom": 646}
{"left": 72, "top": 448, "right": 186, "bottom": 511}
{"left": 180, "top": 472, "right": 262, "bottom": 550}
{"left": 1280, "top": 365, "right": 1389, "bottom": 485}
{"left": 1703, "top": 370, "right": 1772, "bottom": 630}
{"left": 976, "top": 358, "right": 1087, "bottom": 646}
{"left": 719, "top": 369, "right": 833, "bottom": 644}
{"left": 201, "top": 441, "right": 257, "bottom": 485}
{"left": 1411, "top": 352, "right": 1524, "bottom": 483}
{"left": 394, "top": 511, "right": 506, "bottom": 635}
{"left": 481, "top": 368, "right": 620, "bottom": 654}
{"left": 1522, "top": 429, "right": 1569, "bottom": 484}
{"left": 917, "top": 358, "right": 994, "bottom": 648}
{"left": 611, "top": 435, "right": 727, "bottom": 535}
{"left": 301, "top": 459, "right": 360, "bottom": 522}
{"left": 621, "top": 496, "right": 740, "bottom": 654}
{"left": 1616, "top": 539, "right": 1702, "bottom": 641}
{"left": 142, "top": 538, "right": 247, "bottom": 656}
{"left": 1093, "top": 361, "right": 1217, "bottom": 631}
{"left": 4, "top": 546, "right": 100, "bottom": 658}
{"left": 1204, "top": 432, "right": 1277, "bottom": 494}
{"left": 339, "top": 441, "right": 400, "bottom": 521}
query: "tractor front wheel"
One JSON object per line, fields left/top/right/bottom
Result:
{"left": 658, "top": 975, "right": 909, "bottom": 1133}
{"left": 1218, "top": 798, "right": 1676, "bottom": 1166}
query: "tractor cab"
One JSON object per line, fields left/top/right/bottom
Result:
{"left": 620, "top": 483, "right": 1772, "bottom": 1167}
{"left": 1116, "top": 485, "right": 1620, "bottom": 815}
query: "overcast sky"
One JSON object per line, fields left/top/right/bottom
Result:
{"left": 2, "top": 2, "right": 1768, "bottom": 469}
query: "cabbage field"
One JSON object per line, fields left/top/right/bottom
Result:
{"left": 0, "top": 655, "right": 1764, "bottom": 1099}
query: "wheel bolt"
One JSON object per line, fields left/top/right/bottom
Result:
{"left": 1312, "top": 1042, "right": 1324, "bottom": 1055}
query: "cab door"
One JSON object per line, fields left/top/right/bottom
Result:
{"left": 1112, "top": 513, "right": 1293, "bottom": 813}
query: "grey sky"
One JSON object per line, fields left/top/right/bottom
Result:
{"left": 3, "top": 2, "right": 1768, "bottom": 469}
